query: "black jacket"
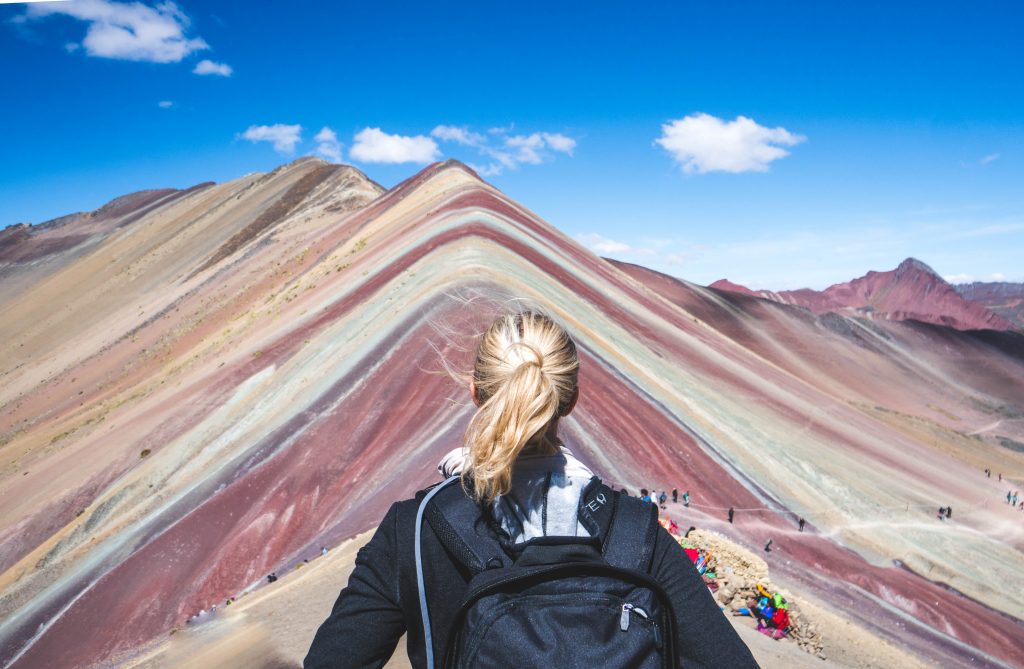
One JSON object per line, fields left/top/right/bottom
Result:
{"left": 305, "top": 483, "right": 759, "bottom": 668}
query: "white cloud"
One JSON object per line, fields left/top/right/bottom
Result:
{"left": 484, "top": 149, "right": 519, "bottom": 171}
{"left": 240, "top": 124, "right": 302, "bottom": 154}
{"left": 662, "top": 252, "right": 692, "bottom": 266}
{"left": 541, "top": 132, "right": 576, "bottom": 154}
{"left": 467, "top": 162, "right": 504, "bottom": 177}
{"left": 503, "top": 131, "right": 576, "bottom": 166}
{"left": 25, "top": 0, "right": 209, "bottom": 63}
{"left": 576, "top": 233, "right": 634, "bottom": 255}
{"left": 505, "top": 133, "right": 546, "bottom": 164}
{"left": 349, "top": 127, "right": 440, "bottom": 164}
{"left": 193, "top": 59, "right": 232, "bottom": 76}
{"left": 944, "top": 273, "right": 975, "bottom": 283}
{"left": 157, "top": 100, "right": 173, "bottom": 108}
{"left": 64, "top": 42, "right": 80, "bottom": 53}
{"left": 948, "top": 221, "right": 1024, "bottom": 239}
{"left": 431, "top": 125, "right": 485, "bottom": 147}
{"left": 432, "top": 124, "right": 578, "bottom": 175}
{"left": 314, "top": 127, "right": 342, "bottom": 163}
{"left": 978, "top": 153, "right": 1000, "bottom": 166}
{"left": 946, "top": 271, "right": 1010, "bottom": 284}
{"left": 656, "top": 113, "right": 806, "bottom": 174}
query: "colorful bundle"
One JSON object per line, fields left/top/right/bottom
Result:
{"left": 734, "top": 585, "right": 792, "bottom": 640}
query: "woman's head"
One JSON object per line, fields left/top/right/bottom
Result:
{"left": 463, "top": 311, "right": 579, "bottom": 503}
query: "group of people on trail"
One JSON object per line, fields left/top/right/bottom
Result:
{"left": 937, "top": 506, "right": 953, "bottom": 520}
{"left": 637, "top": 487, "right": 690, "bottom": 510}
{"left": 637, "top": 487, "right": 803, "bottom": 561}
{"left": 1008, "top": 490, "right": 1022, "bottom": 509}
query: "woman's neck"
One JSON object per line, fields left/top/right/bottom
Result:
{"left": 521, "top": 422, "right": 562, "bottom": 456}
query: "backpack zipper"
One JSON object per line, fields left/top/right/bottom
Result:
{"left": 620, "top": 603, "right": 662, "bottom": 648}
{"left": 619, "top": 603, "right": 643, "bottom": 630}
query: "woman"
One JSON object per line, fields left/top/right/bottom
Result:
{"left": 305, "top": 311, "right": 757, "bottom": 668}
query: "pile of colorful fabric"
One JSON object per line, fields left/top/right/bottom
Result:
{"left": 658, "top": 520, "right": 801, "bottom": 645}
{"left": 659, "top": 518, "right": 719, "bottom": 592}
{"left": 733, "top": 584, "right": 791, "bottom": 639}
{"left": 677, "top": 527, "right": 825, "bottom": 657}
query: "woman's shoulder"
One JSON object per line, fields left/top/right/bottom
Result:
{"left": 383, "top": 479, "right": 460, "bottom": 531}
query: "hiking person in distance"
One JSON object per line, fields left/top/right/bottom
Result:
{"left": 305, "top": 310, "right": 758, "bottom": 668}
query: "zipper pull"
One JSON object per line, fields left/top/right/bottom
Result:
{"left": 620, "top": 603, "right": 633, "bottom": 631}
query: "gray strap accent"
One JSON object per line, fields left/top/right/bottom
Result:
{"left": 416, "top": 476, "right": 459, "bottom": 669}
{"left": 541, "top": 471, "right": 552, "bottom": 535}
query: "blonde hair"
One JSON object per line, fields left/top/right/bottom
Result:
{"left": 463, "top": 311, "right": 579, "bottom": 503}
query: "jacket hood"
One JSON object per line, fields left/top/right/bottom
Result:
{"left": 436, "top": 445, "right": 595, "bottom": 543}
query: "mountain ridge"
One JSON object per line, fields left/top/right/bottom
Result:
{"left": 955, "top": 281, "right": 1024, "bottom": 330}
{"left": 710, "top": 257, "right": 1015, "bottom": 332}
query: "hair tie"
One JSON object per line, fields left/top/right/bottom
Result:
{"left": 506, "top": 341, "right": 543, "bottom": 369}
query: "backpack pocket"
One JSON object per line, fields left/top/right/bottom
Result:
{"left": 456, "top": 593, "right": 665, "bottom": 669}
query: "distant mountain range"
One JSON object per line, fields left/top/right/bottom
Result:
{"left": 710, "top": 258, "right": 1022, "bottom": 332}
{"left": 954, "top": 281, "right": 1024, "bottom": 330}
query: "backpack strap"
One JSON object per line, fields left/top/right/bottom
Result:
{"left": 423, "top": 476, "right": 509, "bottom": 574}
{"left": 415, "top": 476, "right": 511, "bottom": 669}
{"left": 599, "top": 488, "right": 660, "bottom": 572}
{"left": 574, "top": 477, "right": 660, "bottom": 571}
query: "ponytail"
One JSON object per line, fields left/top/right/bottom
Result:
{"left": 462, "top": 312, "right": 579, "bottom": 503}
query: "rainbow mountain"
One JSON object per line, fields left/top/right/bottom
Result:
{"left": 1, "top": 159, "right": 1022, "bottom": 668}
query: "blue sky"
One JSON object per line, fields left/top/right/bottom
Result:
{"left": 2, "top": 0, "right": 1022, "bottom": 289}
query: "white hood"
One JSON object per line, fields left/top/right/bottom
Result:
{"left": 437, "top": 445, "right": 595, "bottom": 543}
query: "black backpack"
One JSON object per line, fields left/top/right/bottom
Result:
{"left": 414, "top": 475, "right": 678, "bottom": 669}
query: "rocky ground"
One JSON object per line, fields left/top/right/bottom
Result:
{"left": 686, "top": 528, "right": 930, "bottom": 669}
{"left": 120, "top": 529, "right": 933, "bottom": 669}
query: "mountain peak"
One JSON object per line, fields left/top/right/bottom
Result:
{"left": 432, "top": 158, "right": 484, "bottom": 181}
{"left": 709, "top": 279, "right": 758, "bottom": 296}
{"left": 895, "top": 257, "right": 940, "bottom": 278}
